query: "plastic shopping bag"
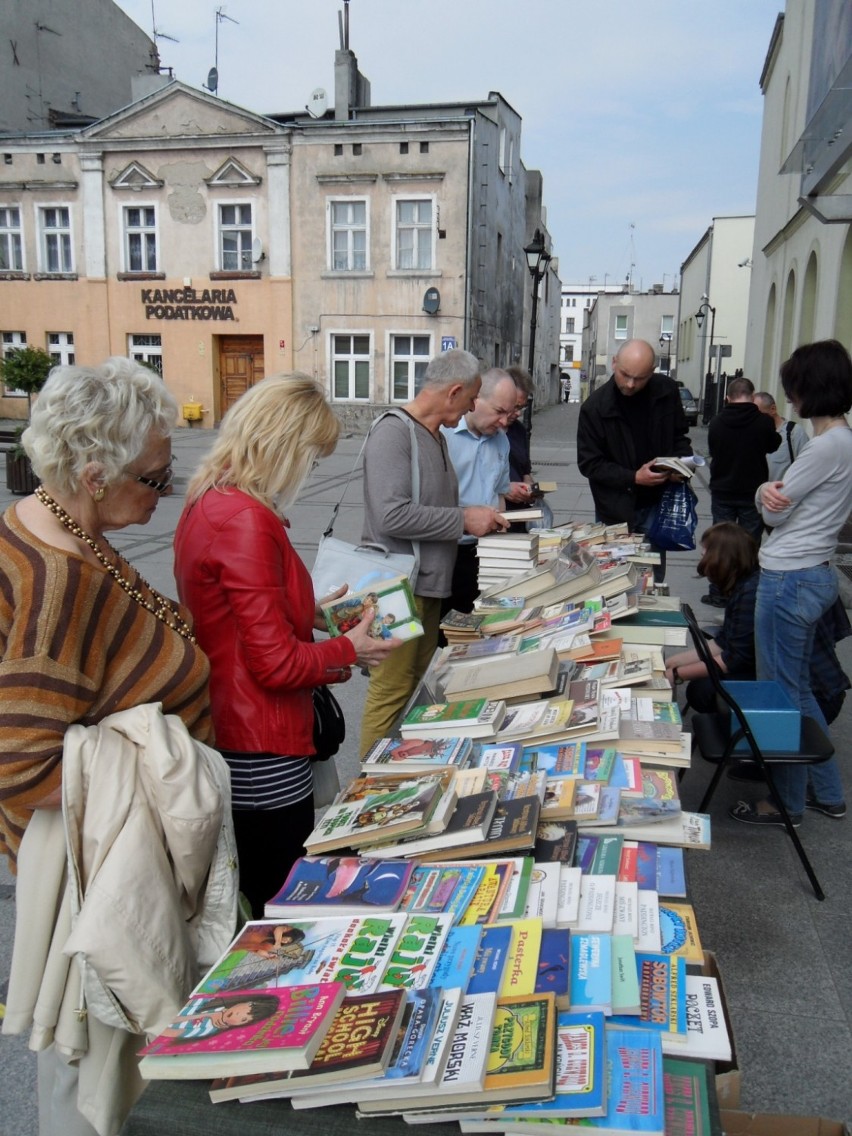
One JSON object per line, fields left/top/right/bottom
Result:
{"left": 646, "top": 480, "right": 698, "bottom": 552}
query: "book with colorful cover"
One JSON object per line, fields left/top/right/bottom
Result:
{"left": 378, "top": 913, "right": 455, "bottom": 991}
{"left": 569, "top": 932, "right": 612, "bottom": 1014}
{"left": 541, "top": 776, "right": 578, "bottom": 820}
{"left": 365, "top": 790, "right": 497, "bottom": 860}
{"left": 360, "top": 991, "right": 496, "bottom": 1112}
{"left": 581, "top": 1027, "right": 665, "bottom": 1135}
{"left": 612, "top": 952, "right": 687, "bottom": 1038}
{"left": 494, "top": 856, "right": 536, "bottom": 922}
{"left": 467, "top": 924, "right": 512, "bottom": 995}
{"left": 636, "top": 842, "right": 658, "bottom": 889}
{"left": 264, "top": 856, "right": 415, "bottom": 918}
{"left": 629, "top": 767, "right": 681, "bottom": 803}
{"left": 522, "top": 740, "right": 586, "bottom": 778}
{"left": 577, "top": 833, "right": 598, "bottom": 874}
{"left": 578, "top": 786, "right": 622, "bottom": 829}
{"left": 458, "top": 860, "right": 516, "bottom": 925}
{"left": 584, "top": 811, "right": 711, "bottom": 851}
{"left": 583, "top": 746, "right": 618, "bottom": 782}
{"left": 401, "top": 698, "right": 507, "bottom": 739}
{"left": 360, "top": 734, "right": 473, "bottom": 773}
{"left": 504, "top": 1008, "right": 606, "bottom": 1119}
{"left": 658, "top": 902, "right": 703, "bottom": 964}
{"left": 608, "top": 753, "right": 643, "bottom": 793}
{"left": 618, "top": 840, "right": 639, "bottom": 882}
{"left": 474, "top": 741, "right": 524, "bottom": 774}
{"left": 662, "top": 1056, "right": 719, "bottom": 1136}
{"left": 304, "top": 777, "right": 446, "bottom": 853}
{"left": 208, "top": 988, "right": 407, "bottom": 1102}
{"left": 322, "top": 575, "right": 423, "bottom": 642}
{"left": 430, "top": 925, "right": 483, "bottom": 991}
{"left": 655, "top": 846, "right": 687, "bottom": 898}
{"left": 400, "top": 862, "right": 486, "bottom": 922}
{"left": 499, "top": 917, "right": 543, "bottom": 997}
{"left": 616, "top": 797, "right": 682, "bottom": 827}
{"left": 477, "top": 992, "right": 557, "bottom": 1103}
{"left": 590, "top": 834, "right": 624, "bottom": 876}
{"left": 534, "top": 927, "right": 572, "bottom": 1009}
{"left": 290, "top": 986, "right": 446, "bottom": 1108}
{"left": 196, "top": 916, "right": 409, "bottom": 998}
{"left": 443, "top": 635, "right": 522, "bottom": 667}
{"left": 139, "top": 982, "right": 347, "bottom": 1079}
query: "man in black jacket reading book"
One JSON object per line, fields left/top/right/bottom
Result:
{"left": 577, "top": 339, "right": 693, "bottom": 580}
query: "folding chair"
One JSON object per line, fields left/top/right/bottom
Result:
{"left": 682, "top": 603, "right": 834, "bottom": 900}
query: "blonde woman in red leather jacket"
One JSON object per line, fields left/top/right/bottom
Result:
{"left": 175, "top": 375, "right": 401, "bottom": 916}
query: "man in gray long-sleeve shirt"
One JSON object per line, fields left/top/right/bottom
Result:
{"left": 359, "top": 349, "right": 508, "bottom": 753}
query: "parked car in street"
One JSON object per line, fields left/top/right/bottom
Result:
{"left": 679, "top": 387, "right": 699, "bottom": 426}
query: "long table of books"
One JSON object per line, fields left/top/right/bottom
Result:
{"left": 121, "top": 526, "right": 736, "bottom": 1136}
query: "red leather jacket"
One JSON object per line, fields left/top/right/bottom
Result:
{"left": 174, "top": 488, "right": 356, "bottom": 755}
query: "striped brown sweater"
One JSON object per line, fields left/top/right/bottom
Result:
{"left": 0, "top": 505, "right": 213, "bottom": 868}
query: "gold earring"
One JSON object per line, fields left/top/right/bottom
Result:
{"left": 93, "top": 488, "right": 105, "bottom": 502}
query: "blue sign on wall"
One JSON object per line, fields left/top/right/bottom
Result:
{"left": 441, "top": 336, "right": 457, "bottom": 352}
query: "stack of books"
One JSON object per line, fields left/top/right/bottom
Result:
{"left": 476, "top": 531, "right": 540, "bottom": 589}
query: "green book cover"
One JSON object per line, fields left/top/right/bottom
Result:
{"left": 590, "top": 833, "right": 623, "bottom": 875}
{"left": 610, "top": 933, "right": 641, "bottom": 1016}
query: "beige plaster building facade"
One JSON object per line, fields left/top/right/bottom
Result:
{"left": 1, "top": 56, "right": 559, "bottom": 427}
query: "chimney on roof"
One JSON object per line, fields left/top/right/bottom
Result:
{"left": 335, "top": 2, "right": 370, "bottom": 120}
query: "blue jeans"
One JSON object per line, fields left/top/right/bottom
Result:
{"left": 755, "top": 566, "right": 846, "bottom": 813}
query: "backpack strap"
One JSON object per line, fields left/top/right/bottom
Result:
{"left": 785, "top": 420, "right": 795, "bottom": 465}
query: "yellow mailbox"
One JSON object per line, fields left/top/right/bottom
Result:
{"left": 182, "top": 399, "right": 204, "bottom": 424}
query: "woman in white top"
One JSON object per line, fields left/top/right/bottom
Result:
{"left": 731, "top": 340, "right": 852, "bottom": 827}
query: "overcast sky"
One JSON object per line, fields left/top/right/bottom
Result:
{"left": 114, "top": 0, "right": 783, "bottom": 290}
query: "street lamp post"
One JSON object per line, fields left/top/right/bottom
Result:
{"left": 524, "top": 228, "right": 552, "bottom": 438}
{"left": 695, "top": 299, "right": 716, "bottom": 423}
{"left": 659, "top": 332, "right": 672, "bottom": 375}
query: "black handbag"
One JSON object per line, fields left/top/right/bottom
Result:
{"left": 312, "top": 685, "right": 345, "bottom": 761}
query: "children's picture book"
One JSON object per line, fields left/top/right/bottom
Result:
{"left": 207, "top": 988, "right": 407, "bottom": 1102}
{"left": 264, "top": 856, "right": 415, "bottom": 918}
{"left": 360, "top": 734, "right": 473, "bottom": 773}
{"left": 139, "top": 982, "right": 347, "bottom": 1079}
{"left": 321, "top": 574, "right": 423, "bottom": 641}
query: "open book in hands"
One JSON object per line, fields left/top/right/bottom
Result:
{"left": 650, "top": 454, "right": 705, "bottom": 479}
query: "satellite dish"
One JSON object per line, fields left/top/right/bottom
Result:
{"left": 423, "top": 287, "right": 441, "bottom": 315}
{"left": 251, "top": 237, "right": 265, "bottom": 264}
{"left": 205, "top": 67, "right": 219, "bottom": 94}
{"left": 307, "top": 87, "right": 328, "bottom": 118}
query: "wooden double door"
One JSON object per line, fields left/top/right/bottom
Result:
{"left": 218, "top": 336, "right": 265, "bottom": 418}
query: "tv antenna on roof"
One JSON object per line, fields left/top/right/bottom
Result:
{"left": 150, "top": 0, "right": 179, "bottom": 47}
{"left": 205, "top": 6, "right": 239, "bottom": 95}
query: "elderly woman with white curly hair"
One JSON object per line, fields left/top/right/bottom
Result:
{"left": 0, "top": 358, "right": 228, "bottom": 1136}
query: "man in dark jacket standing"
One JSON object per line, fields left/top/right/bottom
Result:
{"left": 702, "top": 376, "right": 782, "bottom": 605}
{"left": 577, "top": 339, "right": 693, "bottom": 578}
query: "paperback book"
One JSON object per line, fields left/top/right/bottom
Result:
{"left": 401, "top": 698, "right": 507, "bottom": 739}
{"left": 360, "top": 734, "right": 473, "bottom": 773}
{"left": 321, "top": 575, "right": 423, "bottom": 642}
{"left": 264, "top": 856, "right": 415, "bottom": 918}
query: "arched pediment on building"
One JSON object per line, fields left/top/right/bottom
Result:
{"left": 205, "top": 157, "right": 262, "bottom": 188}
{"left": 82, "top": 81, "right": 284, "bottom": 143}
{"left": 109, "top": 160, "right": 164, "bottom": 190}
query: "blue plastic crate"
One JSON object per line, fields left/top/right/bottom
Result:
{"left": 722, "top": 681, "right": 801, "bottom": 752}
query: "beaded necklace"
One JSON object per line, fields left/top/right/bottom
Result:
{"left": 35, "top": 485, "right": 196, "bottom": 643}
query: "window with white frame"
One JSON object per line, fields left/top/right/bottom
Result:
{"left": 218, "top": 203, "right": 253, "bottom": 271}
{"left": 332, "top": 333, "right": 370, "bottom": 400}
{"left": 394, "top": 198, "right": 433, "bottom": 271}
{"left": 39, "top": 206, "right": 73, "bottom": 273}
{"left": 1, "top": 331, "right": 28, "bottom": 395}
{"left": 566, "top": 318, "right": 575, "bottom": 334}
{"left": 47, "top": 332, "right": 75, "bottom": 366}
{"left": 391, "top": 334, "right": 430, "bottom": 400}
{"left": 0, "top": 206, "right": 23, "bottom": 271}
{"left": 614, "top": 313, "right": 629, "bottom": 340}
{"left": 328, "top": 198, "right": 368, "bottom": 271}
{"left": 660, "top": 315, "right": 674, "bottom": 337}
{"left": 127, "top": 333, "right": 163, "bottom": 376}
{"left": 123, "top": 205, "right": 158, "bottom": 272}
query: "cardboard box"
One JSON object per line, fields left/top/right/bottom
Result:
{"left": 722, "top": 681, "right": 801, "bottom": 752}
{"left": 699, "top": 950, "right": 741, "bottom": 1109}
{"left": 721, "top": 1111, "right": 851, "bottom": 1135}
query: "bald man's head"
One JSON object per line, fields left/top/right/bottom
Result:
{"left": 612, "top": 340, "right": 657, "bottom": 396}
